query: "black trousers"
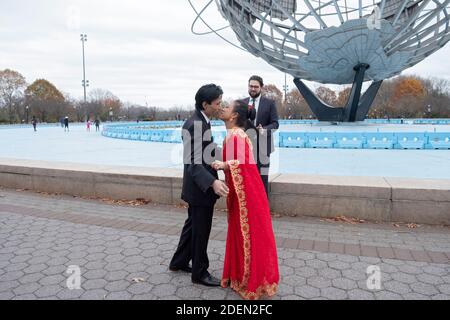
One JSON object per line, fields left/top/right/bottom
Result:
{"left": 252, "top": 132, "right": 270, "bottom": 197}
{"left": 170, "top": 204, "right": 214, "bottom": 281}
{"left": 260, "top": 169, "right": 269, "bottom": 196}
{"left": 257, "top": 161, "right": 270, "bottom": 196}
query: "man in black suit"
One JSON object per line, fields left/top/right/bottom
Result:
{"left": 169, "top": 84, "right": 229, "bottom": 287}
{"left": 244, "top": 75, "right": 279, "bottom": 196}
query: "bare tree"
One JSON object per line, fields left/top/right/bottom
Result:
{"left": 316, "top": 86, "right": 338, "bottom": 106}
{"left": 88, "top": 88, "right": 122, "bottom": 121}
{"left": 0, "top": 69, "right": 27, "bottom": 124}
{"left": 285, "top": 89, "right": 313, "bottom": 119}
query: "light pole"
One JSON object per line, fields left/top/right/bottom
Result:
{"left": 109, "top": 108, "right": 113, "bottom": 122}
{"left": 80, "top": 34, "right": 89, "bottom": 121}
{"left": 427, "top": 104, "right": 431, "bottom": 118}
{"left": 283, "top": 73, "right": 290, "bottom": 118}
{"left": 25, "top": 105, "right": 29, "bottom": 124}
{"left": 282, "top": 73, "right": 289, "bottom": 103}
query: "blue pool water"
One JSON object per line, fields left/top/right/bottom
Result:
{"left": 1, "top": 122, "right": 449, "bottom": 179}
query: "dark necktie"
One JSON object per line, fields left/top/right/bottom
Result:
{"left": 251, "top": 99, "right": 256, "bottom": 125}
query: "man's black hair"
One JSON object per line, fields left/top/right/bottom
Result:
{"left": 195, "top": 84, "right": 223, "bottom": 111}
{"left": 248, "top": 75, "right": 264, "bottom": 87}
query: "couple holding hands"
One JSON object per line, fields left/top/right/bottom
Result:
{"left": 170, "top": 76, "right": 279, "bottom": 300}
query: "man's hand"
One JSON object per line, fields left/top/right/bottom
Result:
{"left": 212, "top": 180, "right": 229, "bottom": 197}
{"left": 212, "top": 160, "right": 226, "bottom": 171}
{"left": 257, "top": 124, "right": 266, "bottom": 135}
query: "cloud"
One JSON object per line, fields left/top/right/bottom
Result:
{"left": 1, "top": 0, "right": 449, "bottom": 108}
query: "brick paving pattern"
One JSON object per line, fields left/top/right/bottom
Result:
{"left": 1, "top": 188, "right": 449, "bottom": 300}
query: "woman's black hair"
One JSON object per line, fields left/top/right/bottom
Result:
{"left": 233, "top": 99, "right": 256, "bottom": 130}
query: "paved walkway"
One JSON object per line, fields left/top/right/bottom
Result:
{"left": 0, "top": 187, "right": 449, "bottom": 300}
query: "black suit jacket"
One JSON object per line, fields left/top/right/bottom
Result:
{"left": 245, "top": 96, "right": 279, "bottom": 156}
{"left": 181, "top": 109, "right": 219, "bottom": 207}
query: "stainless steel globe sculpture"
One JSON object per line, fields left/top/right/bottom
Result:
{"left": 189, "top": 0, "right": 450, "bottom": 121}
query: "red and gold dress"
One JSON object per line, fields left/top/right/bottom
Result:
{"left": 220, "top": 128, "right": 279, "bottom": 300}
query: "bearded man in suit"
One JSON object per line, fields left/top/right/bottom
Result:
{"left": 244, "top": 75, "right": 279, "bottom": 196}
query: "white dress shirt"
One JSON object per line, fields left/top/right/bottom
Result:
{"left": 200, "top": 110, "right": 210, "bottom": 124}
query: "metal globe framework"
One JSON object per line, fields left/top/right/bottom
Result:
{"left": 189, "top": 0, "right": 450, "bottom": 121}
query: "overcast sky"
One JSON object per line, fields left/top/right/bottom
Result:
{"left": 1, "top": 0, "right": 449, "bottom": 108}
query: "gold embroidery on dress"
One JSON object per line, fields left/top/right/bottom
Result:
{"left": 222, "top": 151, "right": 278, "bottom": 300}
{"left": 228, "top": 127, "right": 253, "bottom": 151}
{"left": 221, "top": 277, "right": 278, "bottom": 300}
{"left": 228, "top": 160, "right": 250, "bottom": 289}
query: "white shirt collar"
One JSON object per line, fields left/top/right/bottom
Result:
{"left": 250, "top": 95, "right": 261, "bottom": 104}
{"left": 200, "top": 110, "right": 210, "bottom": 123}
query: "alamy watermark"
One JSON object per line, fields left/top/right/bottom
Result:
{"left": 179, "top": 121, "right": 276, "bottom": 175}
{"left": 366, "top": 265, "right": 382, "bottom": 290}
{"left": 66, "top": 265, "right": 82, "bottom": 290}
{"left": 66, "top": 5, "right": 81, "bottom": 31}
{"left": 366, "top": 6, "right": 381, "bottom": 30}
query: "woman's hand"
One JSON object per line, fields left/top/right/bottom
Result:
{"left": 212, "top": 160, "right": 226, "bottom": 171}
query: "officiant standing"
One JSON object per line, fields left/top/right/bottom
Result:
{"left": 244, "top": 75, "right": 279, "bottom": 196}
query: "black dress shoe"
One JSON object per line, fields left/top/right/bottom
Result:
{"left": 169, "top": 265, "right": 192, "bottom": 273}
{"left": 192, "top": 274, "right": 221, "bottom": 287}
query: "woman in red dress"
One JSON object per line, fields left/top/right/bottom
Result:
{"left": 212, "top": 100, "right": 279, "bottom": 300}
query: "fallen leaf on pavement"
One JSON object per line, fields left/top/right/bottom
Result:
{"left": 325, "top": 215, "right": 365, "bottom": 224}
{"left": 135, "top": 198, "right": 151, "bottom": 205}
{"left": 98, "top": 198, "right": 150, "bottom": 206}
{"left": 37, "top": 191, "right": 61, "bottom": 196}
